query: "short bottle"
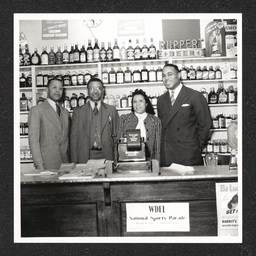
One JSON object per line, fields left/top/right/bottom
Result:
{"left": 109, "top": 68, "right": 116, "bottom": 84}
{"left": 26, "top": 71, "right": 32, "bottom": 87}
{"left": 188, "top": 66, "right": 196, "bottom": 80}
{"left": 71, "top": 72, "right": 78, "bottom": 86}
{"left": 180, "top": 65, "right": 188, "bottom": 80}
{"left": 215, "top": 65, "right": 222, "bottom": 79}
{"left": 208, "top": 87, "right": 218, "bottom": 104}
{"left": 208, "top": 66, "right": 215, "bottom": 80}
{"left": 20, "top": 73, "right": 27, "bottom": 87}
{"left": 70, "top": 93, "right": 78, "bottom": 110}
{"left": 20, "top": 93, "right": 28, "bottom": 111}
{"left": 78, "top": 93, "right": 86, "bottom": 106}
{"left": 196, "top": 66, "right": 203, "bottom": 80}
{"left": 133, "top": 69, "right": 141, "bottom": 83}
{"left": 31, "top": 48, "right": 41, "bottom": 65}
{"left": 116, "top": 68, "right": 124, "bottom": 84}
{"left": 121, "top": 94, "right": 128, "bottom": 108}
{"left": 77, "top": 70, "right": 84, "bottom": 85}
{"left": 63, "top": 71, "right": 71, "bottom": 86}
{"left": 84, "top": 71, "right": 92, "bottom": 85}
{"left": 48, "top": 45, "right": 56, "bottom": 65}
{"left": 230, "top": 65, "right": 236, "bottom": 79}
{"left": 217, "top": 83, "right": 228, "bottom": 104}
{"left": 228, "top": 85, "right": 236, "bottom": 103}
{"left": 148, "top": 67, "right": 156, "bottom": 82}
{"left": 141, "top": 66, "right": 149, "bottom": 82}
{"left": 202, "top": 66, "right": 209, "bottom": 80}
{"left": 124, "top": 67, "right": 132, "bottom": 83}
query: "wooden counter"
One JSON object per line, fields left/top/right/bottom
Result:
{"left": 21, "top": 165, "right": 238, "bottom": 237}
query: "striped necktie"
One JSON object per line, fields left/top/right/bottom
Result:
{"left": 170, "top": 90, "right": 175, "bottom": 106}
{"left": 93, "top": 102, "right": 98, "bottom": 115}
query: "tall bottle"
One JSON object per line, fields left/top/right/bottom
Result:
{"left": 148, "top": 38, "right": 156, "bottom": 59}
{"left": 31, "top": 48, "right": 41, "bottom": 65}
{"left": 127, "top": 39, "right": 134, "bottom": 61}
{"left": 87, "top": 40, "right": 93, "bottom": 63}
{"left": 56, "top": 45, "right": 63, "bottom": 64}
{"left": 80, "top": 44, "right": 87, "bottom": 63}
{"left": 120, "top": 41, "right": 127, "bottom": 61}
{"left": 99, "top": 42, "right": 107, "bottom": 62}
{"left": 189, "top": 65, "right": 196, "bottom": 80}
{"left": 141, "top": 38, "right": 149, "bottom": 60}
{"left": 106, "top": 42, "right": 113, "bottom": 62}
{"left": 134, "top": 39, "right": 141, "bottom": 60}
{"left": 62, "top": 44, "right": 69, "bottom": 64}
{"left": 48, "top": 45, "right": 56, "bottom": 65}
{"left": 73, "top": 43, "right": 80, "bottom": 63}
{"left": 20, "top": 73, "right": 26, "bottom": 87}
{"left": 113, "top": 38, "right": 120, "bottom": 61}
{"left": 41, "top": 46, "right": 49, "bottom": 65}
{"left": 23, "top": 44, "right": 31, "bottom": 66}
{"left": 93, "top": 39, "right": 100, "bottom": 62}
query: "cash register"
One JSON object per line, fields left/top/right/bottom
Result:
{"left": 106, "top": 129, "right": 159, "bottom": 174}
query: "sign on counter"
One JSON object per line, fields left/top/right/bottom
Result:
{"left": 126, "top": 202, "right": 190, "bottom": 232}
{"left": 216, "top": 182, "right": 238, "bottom": 236}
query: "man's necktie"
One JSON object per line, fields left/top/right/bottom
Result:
{"left": 56, "top": 103, "right": 61, "bottom": 116}
{"left": 93, "top": 102, "right": 98, "bottom": 115}
{"left": 170, "top": 90, "right": 175, "bottom": 106}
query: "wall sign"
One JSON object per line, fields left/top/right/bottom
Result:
{"left": 216, "top": 183, "right": 238, "bottom": 236}
{"left": 126, "top": 202, "right": 190, "bottom": 232}
{"left": 42, "top": 20, "right": 68, "bottom": 40}
{"left": 118, "top": 20, "right": 145, "bottom": 37}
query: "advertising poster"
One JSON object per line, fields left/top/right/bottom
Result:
{"left": 126, "top": 202, "right": 190, "bottom": 232}
{"left": 42, "top": 20, "right": 68, "bottom": 40}
{"left": 215, "top": 182, "right": 238, "bottom": 236}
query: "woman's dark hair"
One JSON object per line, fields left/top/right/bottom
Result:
{"left": 131, "top": 89, "right": 155, "bottom": 115}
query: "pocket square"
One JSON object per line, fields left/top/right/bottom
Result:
{"left": 182, "top": 104, "right": 190, "bottom": 107}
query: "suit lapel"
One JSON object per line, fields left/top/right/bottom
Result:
{"left": 44, "top": 101, "right": 62, "bottom": 133}
{"left": 101, "top": 102, "right": 109, "bottom": 134}
{"left": 165, "top": 85, "right": 189, "bottom": 127}
{"left": 82, "top": 102, "right": 91, "bottom": 137}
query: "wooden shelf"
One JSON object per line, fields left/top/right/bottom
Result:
{"left": 104, "top": 81, "right": 163, "bottom": 87}
{"left": 20, "top": 160, "right": 33, "bottom": 163}
{"left": 182, "top": 79, "right": 237, "bottom": 83}
{"left": 208, "top": 103, "right": 237, "bottom": 107}
{"left": 20, "top": 111, "right": 29, "bottom": 114}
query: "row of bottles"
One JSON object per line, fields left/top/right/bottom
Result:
{"left": 20, "top": 72, "right": 32, "bottom": 87}
{"left": 20, "top": 122, "right": 29, "bottom": 135}
{"left": 200, "top": 83, "right": 237, "bottom": 104}
{"left": 203, "top": 140, "right": 231, "bottom": 154}
{"left": 102, "top": 66, "right": 162, "bottom": 84}
{"left": 179, "top": 64, "right": 237, "bottom": 80}
{"left": 212, "top": 113, "right": 237, "bottom": 129}
{"left": 19, "top": 38, "right": 157, "bottom": 66}
{"left": 20, "top": 146, "right": 32, "bottom": 160}
{"left": 36, "top": 71, "right": 97, "bottom": 87}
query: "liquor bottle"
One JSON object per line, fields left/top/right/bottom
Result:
{"left": 124, "top": 67, "right": 132, "bottom": 83}
{"left": 133, "top": 69, "right": 141, "bottom": 83}
{"left": 127, "top": 91, "right": 133, "bottom": 107}
{"left": 63, "top": 44, "right": 69, "bottom": 64}
{"left": 217, "top": 112, "right": 225, "bottom": 129}
{"left": 20, "top": 93, "right": 28, "bottom": 111}
{"left": 213, "top": 140, "right": 220, "bottom": 153}
{"left": 63, "top": 96, "right": 71, "bottom": 111}
{"left": 87, "top": 40, "right": 93, "bottom": 63}
{"left": 208, "top": 66, "right": 215, "bottom": 80}
{"left": 196, "top": 66, "right": 203, "bottom": 80}
{"left": 78, "top": 93, "right": 86, "bottom": 106}
{"left": 20, "top": 73, "right": 26, "bottom": 87}
{"left": 115, "top": 94, "right": 121, "bottom": 108}
{"left": 69, "top": 44, "right": 74, "bottom": 63}
{"left": 200, "top": 88, "right": 208, "bottom": 103}
{"left": 23, "top": 44, "right": 31, "bottom": 66}
{"left": 148, "top": 38, "right": 156, "bottom": 59}
{"left": 70, "top": 93, "right": 78, "bottom": 110}
{"left": 48, "top": 45, "right": 56, "bottom": 65}
{"left": 71, "top": 72, "right": 78, "bottom": 86}
{"left": 208, "top": 87, "right": 218, "bottom": 104}
{"left": 31, "top": 48, "right": 41, "bottom": 65}
{"left": 207, "top": 141, "right": 213, "bottom": 153}
{"left": 80, "top": 44, "right": 87, "bottom": 63}
{"left": 120, "top": 41, "right": 127, "bottom": 61}
{"left": 121, "top": 94, "right": 128, "bottom": 108}
{"left": 56, "top": 45, "right": 63, "bottom": 65}
{"left": 141, "top": 66, "right": 149, "bottom": 82}
{"left": 102, "top": 69, "right": 109, "bottom": 84}
{"left": 188, "top": 65, "right": 196, "bottom": 80}
{"left": 156, "top": 67, "right": 163, "bottom": 81}
{"left": 55, "top": 72, "right": 63, "bottom": 82}
{"left": 180, "top": 65, "right": 188, "bottom": 80}
{"left": 109, "top": 68, "right": 116, "bottom": 84}
{"left": 217, "top": 83, "right": 228, "bottom": 104}
{"left": 84, "top": 71, "right": 92, "bottom": 85}
{"left": 211, "top": 31, "right": 221, "bottom": 57}
{"left": 77, "top": 70, "right": 84, "bottom": 85}
{"left": 202, "top": 66, "right": 209, "bottom": 80}
{"left": 215, "top": 65, "right": 222, "bottom": 79}
{"left": 116, "top": 68, "right": 124, "bottom": 84}
{"left": 148, "top": 67, "right": 156, "bottom": 82}
{"left": 225, "top": 114, "right": 232, "bottom": 128}
{"left": 43, "top": 73, "right": 48, "bottom": 86}
{"left": 74, "top": 43, "right": 80, "bottom": 63}
{"left": 19, "top": 46, "right": 24, "bottom": 66}
{"left": 230, "top": 65, "right": 236, "bottom": 79}
{"left": 134, "top": 39, "right": 141, "bottom": 60}
{"left": 99, "top": 42, "right": 107, "bottom": 62}
{"left": 26, "top": 71, "right": 32, "bottom": 87}
{"left": 141, "top": 38, "right": 149, "bottom": 60}
{"left": 212, "top": 116, "right": 219, "bottom": 129}
{"left": 113, "top": 38, "right": 120, "bottom": 61}
{"left": 63, "top": 71, "right": 71, "bottom": 86}
{"left": 127, "top": 39, "right": 134, "bottom": 61}
{"left": 36, "top": 72, "right": 44, "bottom": 87}
{"left": 93, "top": 39, "right": 100, "bottom": 62}
{"left": 106, "top": 42, "right": 113, "bottom": 62}
{"left": 228, "top": 85, "right": 236, "bottom": 103}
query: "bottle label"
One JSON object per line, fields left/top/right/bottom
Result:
{"left": 80, "top": 53, "right": 86, "bottom": 62}
{"left": 210, "top": 95, "right": 217, "bottom": 104}
{"left": 117, "top": 73, "right": 124, "bottom": 84}
{"left": 23, "top": 54, "right": 31, "bottom": 65}
{"left": 31, "top": 56, "right": 39, "bottom": 65}
{"left": 149, "top": 72, "right": 156, "bottom": 82}
{"left": 102, "top": 73, "right": 109, "bottom": 84}
{"left": 225, "top": 118, "right": 232, "bottom": 127}
{"left": 215, "top": 70, "right": 222, "bottom": 79}
{"left": 84, "top": 75, "right": 91, "bottom": 84}
{"left": 189, "top": 70, "right": 196, "bottom": 80}
{"left": 213, "top": 144, "right": 220, "bottom": 153}
{"left": 109, "top": 74, "right": 116, "bottom": 84}
{"left": 196, "top": 71, "right": 203, "bottom": 80}
{"left": 218, "top": 92, "right": 228, "bottom": 103}
{"left": 36, "top": 76, "right": 43, "bottom": 86}
{"left": 209, "top": 71, "right": 215, "bottom": 79}
{"left": 43, "top": 76, "right": 48, "bottom": 86}
{"left": 134, "top": 49, "right": 141, "bottom": 59}
{"left": 127, "top": 50, "right": 134, "bottom": 60}
{"left": 202, "top": 71, "right": 209, "bottom": 80}
{"left": 106, "top": 51, "right": 113, "bottom": 61}
{"left": 156, "top": 71, "right": 162, "bottom": 81}
{"left": 48, "top": 53, "right": 55, "bottom": 64}
{"left": 207, "top": 144, "right": 213, "bottom": 152}
{"left": 74, "top": 52, "right": 80, "bottom": 62}
{"left": 100, "top": 51, "right": 106, "bottom": 61}
{"left": 141, "top": 72, "right": 148, "bottom": 81}
{"left": 93, "top": 50, "right": 100, "bottom": 61}
{"left": 71, "top": 76, "right": 77, "bottom": 85}
{"left": 141, "top": 48, "right": 148, "bottom": 59}
{"left": 213, "top": 119, "right": 219, "bottom": 128}
{"left": 78, "top": 98, "right": 85, "bottom": 106}
{"left": 77, "top": 75, "right": 84, "bottom": 85}
{"left": 70, "top": 99, "right": 77, "bottom": 108}
{"left": 87, "top": 50, "right": 93, "bottom": 61}
{"left": 125, "top": 73, "right": 132, "bottom": 83}
{"left": 133, "top": 73, "right": 140, "bottom": 82}
{"left": 113, "top": 49, "right": 120, "bottom": 60}
{"left": 63, "top": 53, "right": 69, "bottom": 63}
{"left": 149, "top": 48, "right": 156, "bottom": 58}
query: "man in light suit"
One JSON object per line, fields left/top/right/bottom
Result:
{"left": 28, "top": 79, "right": 70, "bottom": 170}
{"left": 157, "top": 64, "right": 212, "bottom": 167}
{"left": 70, "top": 78, "right": 119, "bottom": 163}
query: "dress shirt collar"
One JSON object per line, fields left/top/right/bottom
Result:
{"left": 134, "top": 111, "right": 147, "bottom": 121}
{"left": 169, "top": 83, "right": 183, "bottom": 99}
{"left": 47, "top": 98, "right": 58, "bottom": 111}
{"left": 90, "top": 100, "right": 101, "bottom": 110}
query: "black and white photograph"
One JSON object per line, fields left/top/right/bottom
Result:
{"left": 14, "top": 13, "right": 242, "bottom": 244}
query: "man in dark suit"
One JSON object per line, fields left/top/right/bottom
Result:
{"left": 157, "top": 64, "right": 212, "bottom": 166}
{"left": 28, "top": 79, "right": 70, "bottom": 170}
{"left": 70, "top": 78, "right": 119, "bottom": 163}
